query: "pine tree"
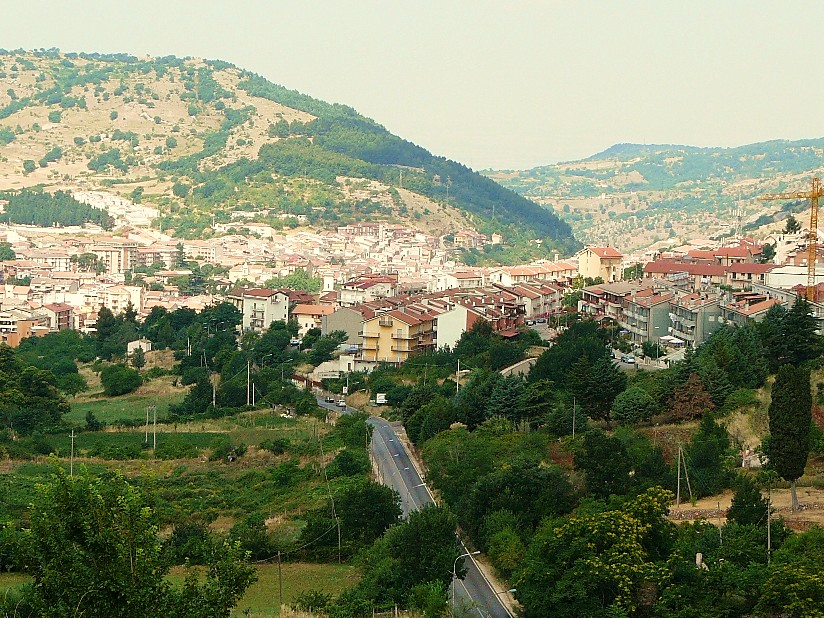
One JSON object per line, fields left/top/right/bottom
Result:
{"left": 782, "top": 296, "right": 822, "bottom": 366}
{"left": 767, "top": 364, "right": 812, "bottom": 511}
{"left": 670, "top": 373, "right": 715, "bottom": 421}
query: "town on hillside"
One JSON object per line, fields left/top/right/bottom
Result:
{"left": 2, "top": 195, "right": 821, "bottom": 370}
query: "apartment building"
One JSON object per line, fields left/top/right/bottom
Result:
{"left": 361, "top": 309, "right": 437, "bottom": 365}
{"left": 227, "top": 287, "right": 290, "bottom": 332}
{"left": 576, "top": 246, "right": 624, "bottom": 283}
{"left": 668, "top": 293, "right": 722, "bottom": 347}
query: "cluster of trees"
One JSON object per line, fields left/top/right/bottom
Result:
{"left": 0, "top": 344, "right": 69, "bottom": 435}
{"left": 0, "top": 464, "right": 257, "bottom": 617}
{"left": 0, "top": 189, "right": 114, "bottom": 229}
{"left": 362, "top": 295, "right": 824, "bottom": 616}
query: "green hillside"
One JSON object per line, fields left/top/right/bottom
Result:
{"left": 0, "top": 49, "right": 577, "bottom": 259}
{"left": 486, "top": 139, "right": 824, "bottom": 251}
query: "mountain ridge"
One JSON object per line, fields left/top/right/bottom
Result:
{"left": 486, "top": 136, "right": 824, "bottom": 251}
{"left": 0, "top": 49, "right": 578, "bottom": 262}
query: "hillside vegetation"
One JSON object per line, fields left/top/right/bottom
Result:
{"left": 0, "top": 49, "right": 577, "bottom": 259}
{"left": 486, "top": 139, "right": 824, "bottom": 251}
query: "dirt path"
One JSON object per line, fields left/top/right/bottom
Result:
{"left": 669, "top": 487, "right": 824, "bottom": 530}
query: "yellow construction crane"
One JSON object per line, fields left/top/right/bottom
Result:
{"left": 761, "top": 177, "right": 824, "bottom": 300}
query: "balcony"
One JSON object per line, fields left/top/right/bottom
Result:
{"left": 378, "top": 318, "right": 393, "bottom": 327}
{"left": 391, "top": 345, "right": 416, "bottom": 352}
{"left": 391, "top": 333, "right": 415, "bottom": 340}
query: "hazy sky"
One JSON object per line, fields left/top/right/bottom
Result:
{"left": 3, "top": 1, "right": 822, "bottom": 170}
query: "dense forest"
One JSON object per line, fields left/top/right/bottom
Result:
{"left": 0, "top": 189, "right": 114, "bottom": 229}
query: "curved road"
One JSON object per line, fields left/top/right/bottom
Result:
{"left": 317, "top": 396, "right": 513, "bottom": 618}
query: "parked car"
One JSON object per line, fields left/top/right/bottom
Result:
{"left": 325, "top": 396, "right": 335, "bottom": 403}
{"left": 620, "top": 354, "right": 636, "bottom": 364}
{"left": 536, "top": 317, "right": 546, "bottom": 323}
{"left": 337, "top": 400, "right": 347, "bottom": 408}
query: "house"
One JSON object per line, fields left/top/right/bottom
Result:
{"left": 228, "top": 288, "right": 291, "bottom": 332}
{"left": 576, "top": 246, "right": 624, "bottom": 283}
{"left": 322, "top": 306, "right": 372, "bottom": 347}
{"left": 435, "top": 303, "right": 485, "bottom": 350}
{"left": 339, "top": 274, "right": 398, "bottom": 307}
{"left": 291, "top": 304, "right": 336, "bottom": 337}
{"left": 725, "top": 263, "right": 776, "bottom": 289}
{"left": 127, "top": 338, "right": 153, "bottom": 355}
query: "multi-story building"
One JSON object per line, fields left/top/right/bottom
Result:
{"left": 0, "top": 308, "right": 50, "bottom": 346}
{"left": 361, "top": 309, "right": 437, "bottom": 365}
{"left": 619, "top": 289, "right": 673, "bottom": 346}
{"left": 576, "top": 246, "right": 624, "bottom": 282}
{"left": 90, "top": 237, "right": 139, "bottom": 274}
{"left": 339, "top": 274, "right": 398, "bottom": 307}
{"left": 292, "top": 304, "right": 336, "bottom": 337}
{"left": 42, "top": 303, "right": 74, "bottom": 332}
{"left": 668, "top": 293, "right": 722, "bottom": 347}
{"left": 227, "top": 288, "right": 290, "bottom": 332}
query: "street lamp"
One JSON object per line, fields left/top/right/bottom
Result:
{"left": 451, "top": 550, "right": 480, "bottom": 618}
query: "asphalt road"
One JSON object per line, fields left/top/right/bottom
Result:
{"left": 317, "top": 396, "right": 513, "bottom": 618}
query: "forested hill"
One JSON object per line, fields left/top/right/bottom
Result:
{"left": 0, "top": 50, "right": 577, "bottom": 259}
{"left": 485, "top": 138, "right": 824, "bottom": 251}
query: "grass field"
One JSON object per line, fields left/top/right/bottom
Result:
{"left": 0, "top": 563, "right": 358, "bottom": 617}
{"left": 63, "top": 388, "right": 186, "bottom": 425}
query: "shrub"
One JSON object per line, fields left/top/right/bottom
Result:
{"left": 99, "top": 364, "right": 142, "bottom": 396}
{"left": 259, "top": 437, "right": 289, "bottom": 455}
{"left": 47, "top": 110, "right": 61, "bottom": 123}
{"left": 155, "top": 436, "right": 198, "bottom": 460}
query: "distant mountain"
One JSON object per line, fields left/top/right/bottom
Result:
{"left": 0, "top": 49, "right": 578, "bottom": 260}
{"left": 485, "top": 139, "right": 824, "bottom": 251}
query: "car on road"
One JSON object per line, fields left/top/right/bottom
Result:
{"left": 620, "top": 354, "right": 636, "bottom": 364}
{"left": 536, "top": 317, "right": 546, "bottom": 323}
{"left": 337, "top": 400, "right": 347, "bottom": 408}
{"left": 325, "top": 396, "right": 335, "bottom": 403}
{"left": 526, "top": 319, "right": 535, "bottom": 326}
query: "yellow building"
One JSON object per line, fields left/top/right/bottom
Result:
{"left": 361, "top": 310, "right": 436, "bottom": 365}
{"left": 576, "top": 246, "right": 624, "bottom": 282}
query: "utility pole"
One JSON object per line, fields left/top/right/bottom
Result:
{"left": 212, "top": 379, "right": 216, "bottom": 408}
{"left": 676, "top": 445, "right": 693, "bottom": 506}
{"left": 572, "top": 397, "right": 576, "bottom": 439}
{"left": 456, "top": 358, "right": 460, "bottom": 394}
{"left": 277, "top": 551, "right": 283, "bottom": 610}
{"left": 246, "top": 360, "right": 251, "bottom": 406}
{"left": 70, "top": 429, "right": 75, "bottom": 476}
{"left": 145, "top": 406, "right": 150, "bottom": 443}
{"left": 767, "top": 481, "right": 772, "bottom": 563}
{"left": 152, "top": 405, "right": 157, "bottom": 450}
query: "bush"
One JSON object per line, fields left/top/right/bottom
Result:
{"left": 22, "top": 159, "right": 36, "bottom": 174}
{"left": 155, "top": 436, "right": 199, "bottom": 460}
{"left": 143, "top": 366, "right": 169, "bottom": 380}
{"left": 100, "top": 364, "right": 142, "bottom": 396}
{"left": 48, "top": 110, "right": 61, "bottom": 123}
{"left": 209, "top": 436, "right": 246, "bottom": 461}
{"left": 259, "top": 437, "right": 289, "bottom": 455}
{"left": 327, "top": 448, "right": 370, "bottom": 478}
{"left": 87, "top": 441, "right": 143, "bottom": 460}
{"left": 163, "top": 521, "right": 213, "bottom": 565}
